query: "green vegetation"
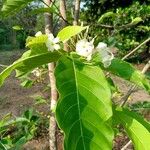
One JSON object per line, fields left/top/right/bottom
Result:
{"left": 0, "top": 0, "right": 150, "bottom": 149}
{"left": 0, "top": 109, "right": 48, "bottom": 150}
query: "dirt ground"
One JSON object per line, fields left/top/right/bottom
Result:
{"left": 0, "top": 50, "right": 150, "bottom": 149}
{"left": 0, "top": 51, "right": 49, "bottom": 119}
{"left": 112, "top": 75, "right": 150, "bottom": 104}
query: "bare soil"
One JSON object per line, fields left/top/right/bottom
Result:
{"left": 112, "top": 75, "right": 150, "bottom": 104}
{"left": 0, "top": 50, "right": 49, "bottom": 118}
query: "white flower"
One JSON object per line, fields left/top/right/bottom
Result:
{"left": 97, "top": 42, "right": 107, "bottom": 49}
{"left": 76, "top": 39, "right": 94, "bottom": 61}
{"left": 32, "top": 68, "right": 41, "bottom": 77}
{"left": 35, "top": 31, "right": 42, "bottom": 37}
{"left": 96, "top": 42, "right": 114, "bottom": 68}
{"left": 46, "top": 33, "right": 60, "bottom": 52}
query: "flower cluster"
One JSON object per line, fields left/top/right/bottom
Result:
{"left": 96, "top": 42, "right": 114, "bottom": 68}
{"left": 76, "top": 39, "right": 94, "bottom": 61}
{"left": 35, "top": 31, "right": 60, "bottom": 52}
{"left": 75, "top": 39, "right": 114, "bottom": 67}
{"left": 35, "top": 31, "right": 114, "bottom": 68}
{"left": 46, "top": 34, "right": 60, "bottom": 52}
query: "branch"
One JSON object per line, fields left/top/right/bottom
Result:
{"left": 91, "top": 20, "right": 143, "bottom": 30}
{"left": 120, "top": 60, "right": 150, "bottom": 107}
{"left": 121, "top": 140, "right": 132, "bottom": 150}
{"left": 120, "top": 85, "right": 136, "bottom": 107}
{"left": 93, "top": 24, "right": 114, "bottom": 29}
{"left": 40, "top": 0, "right": 71, "bottom": 25}
{"left": 122, "top": 37, "right": 150, "bottom": 60}
{"left": 118, "top": 22, "right": 140, "bottom": 30}
{"left": 141, "top": 60, "right": 150, "bottom": 74}
{"left": 0, "top": 64, "right": 8, "bottom": 68}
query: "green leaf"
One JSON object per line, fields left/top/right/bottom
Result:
{"left": 26, "top": 35, "right": 48, "bottom": 54}
{"left": 30, "top": 7, "right": 56, "bottom": 15}
{"left": 23, "top": 109, "right": 33, "bottom": 120}
{"left": 107, "top": 58, "right": 150, "bottom": 93}
{"left": 138, "top": 26, "right": 150, "bottom": 32}
{"left": 26, "top": 35, "right": 48, "bottom": 47}
{"left": 57, "top": 26, "right": 87, "bottom": 42}
{"left": 114, "top": 107, "right": 150, "bottom": 150}
{"left": 15, "top": 136, "right": 27, "bottom": 149}
{"left": 98, "top": 12, "right": 115, "bottom": 23}
{"left": 107, "top": 77, "right": 119, "bottom": 93}
{"left": 0, "top": 141, "right": 7, "bottom": 150}
{"left": 12, "top": 25, "right": 23, "bottom": 31}
{"left": 0, "top": 51, "right": 61, "bottom": 86}
{"left": 31, "top": 95, "right": 47, "bottom": 105}
{"left": 1, "top": 117, "right": 30, "bottom": 127}
{"left": 0, "top": 137, "right": 13, "bottom": 150}
{"left": 1, "top": 0, "right": 35, "bottom": 16}
{"left": 129, "top": 101, "right": 150, "bottom": 111}
{"left": 130, "top": 17, "right": 143, "bottom": 26}
{"left": 55, "top": 56, "right": 114, "bottom": 150}
{"left": 20, "top": 79, "right": 33, "bottom": 88}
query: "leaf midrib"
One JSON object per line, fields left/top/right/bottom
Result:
{"left": 72, "top": 57, "right": 86, "bottom": 150}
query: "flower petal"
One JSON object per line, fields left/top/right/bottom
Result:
{"left": 54, "top": 44, "right": 60, "bottom": 50}
{"left": 76, "top": 39, "right": 94, "bottom": 58}
{"left": 53, "top": 37, "right": 60, "bottom": 43}
{"left": 97, "top": 42, "right": 107, "bottom": 50}
{"left": 87, "top": 55, "right": 92, "bottom": 61}
{"left": 103, "top": 60, "right": 112, "bottom": 68}
{"left": 35, "top": 31, "right": 42, "bottom": 37}
{"left": 48, "top": 33, "right": 54, "bottom": 41}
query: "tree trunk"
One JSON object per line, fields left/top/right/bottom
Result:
{"left": 73, "top": 0, "right": 80, "bottom": 25}
{"left": 60, "top": 0, "right": 68, "bottom": 51}
{"left": 44, "top": 0, "right": 57, "bottom": 150}
{"left": 48, "top": 63, "right": 57, "bottom": 150}
{"left": 44, "top": 0, "right": 53, "bottom": 34}
{"left": 60, "top": 0, "right": 67, "bottom": 28}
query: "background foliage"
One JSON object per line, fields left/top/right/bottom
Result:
{"left": 0, "top": 0, "right": 149, "bottom": 59}
{"left": 82, "top": 0, "right": 150, "bottom": 59}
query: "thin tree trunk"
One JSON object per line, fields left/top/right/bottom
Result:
{"left": 60, "top": 0, "right": 68, "bottom": 51}
{"left": 60, "top": 0, "right": 67, "bottom": 28}
{"left": 44, "top": 0, "right": 57, "bottom": 150}
{"left": 44, "top": 0, "right": 53, "bottom": 34}
{"left": 48, "top": 62, "right": 57, "bottom": 150}
{"left": 73, "top": 0, "right": 80, "bottom": 25}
